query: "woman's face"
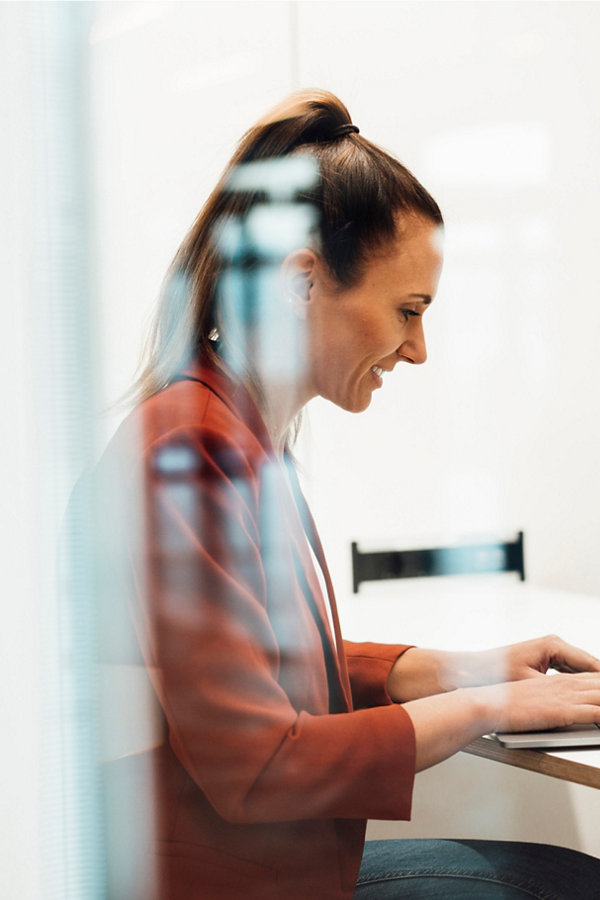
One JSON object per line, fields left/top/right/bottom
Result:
{"left": 305, "top": 216, "right": 443, "bottom": 413}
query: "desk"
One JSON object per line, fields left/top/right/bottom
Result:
{"left": 338, "top": 575, "right": 600, "bottom": 853}
{"left": 464, "top": 737, "right": 600, "bottom": 790}
{"left": 339, "top": 575, "right": 600, "bottom": 658}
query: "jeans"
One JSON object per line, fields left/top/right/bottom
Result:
{"left": 355, "top": 839, "right": 600, "bottom": 899}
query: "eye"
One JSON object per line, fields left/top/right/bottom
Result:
{"left": 399, "top": 309, "right": 420, "bottom": 323}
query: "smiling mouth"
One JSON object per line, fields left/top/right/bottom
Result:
{"left": 370, "top": 365, "right": 384, "bottom": 388}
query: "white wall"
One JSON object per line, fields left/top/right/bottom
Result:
{"left": 293, "top": 1, "right": 600, "bottom": 601}
{"left": 89, "top": 0, "right": 295, "bottom": 445}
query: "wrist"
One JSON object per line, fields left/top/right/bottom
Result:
{"left": 402, "top": 686, "right": 499, "bottom": 771}
{"left": 387, "top": 647, "right": 447, "bottom": 702}
{"left": 462, "top": 684, "right": 503, "bottom": 735}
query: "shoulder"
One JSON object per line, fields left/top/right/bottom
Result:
{"left": 105, "top": 375, "right": 269, "bottom": 489}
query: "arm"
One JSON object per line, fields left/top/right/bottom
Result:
{"left": 403, "top": 671, "right": 600, "bottom": 771}
{"left": 388, "top": 639, "right": 600, "bottom": 772}
{"left": 387, "top": 637, "right": 600, "bottom": 701}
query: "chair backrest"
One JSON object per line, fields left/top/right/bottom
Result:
{"left": 351, "top": 531, "right": 525, "bottom": 593}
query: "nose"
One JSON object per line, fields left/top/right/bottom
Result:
{"left": 397, "top": 321, "right": 427, "bottom": 365}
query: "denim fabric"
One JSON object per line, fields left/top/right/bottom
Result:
{"left": 355, "top": 839, "right": 600, "bottom": 899}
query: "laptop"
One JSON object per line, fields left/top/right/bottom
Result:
{"left": 492, "top": 723, "right": 600, "bottom": 749}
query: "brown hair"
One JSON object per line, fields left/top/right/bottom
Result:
{"left": 129, "top": 89, "right": 443, "bottom": 406}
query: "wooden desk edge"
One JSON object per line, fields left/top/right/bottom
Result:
{"left": 462, "top": 736, "right": 600, "bottom": 789}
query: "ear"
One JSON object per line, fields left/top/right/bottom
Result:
{"left": 280, "top": 249, "right": 318, "bottom": 318}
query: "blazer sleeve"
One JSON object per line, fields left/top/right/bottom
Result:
{"left": 126, "top": 419, "right": 417, "bottom": 827}
{"left": 344, "top": 640, "right": 414, "bottom": 709}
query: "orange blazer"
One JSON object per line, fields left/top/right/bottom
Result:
{"left": 98, "top": 358, "right": 416, "bottom": 899}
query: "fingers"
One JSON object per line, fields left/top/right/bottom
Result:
{"left": 577, "top": 706, "right": 600, "bottom": 724}
{"left": 541, "top": 673, "right": 600, "bottom": 720}
{"left": 512, "top": 635, "right": 600, "bottom": 675}
{"left": 545, "top": 637, "right": 600, "bottom": 674}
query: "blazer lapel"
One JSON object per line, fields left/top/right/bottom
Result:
{"left": 179, "top": 357, "right": 352, "bottom": 712}
{"left": 283, "top": 462, "right": 352, "bottom": 712}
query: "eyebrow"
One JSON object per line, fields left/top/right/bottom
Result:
{"left": 408, "top": 293, "right": 433, "bottom": 306}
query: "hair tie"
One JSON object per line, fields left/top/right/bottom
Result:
{"left": 332, "top": 123, "right": 360, "bottom": 138}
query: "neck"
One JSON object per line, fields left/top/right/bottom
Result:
{"left": 220, "top": 332, "right": 314, "bottom": 458}
{"left": 260, "top": 377, "right": 313, "bottom": 458}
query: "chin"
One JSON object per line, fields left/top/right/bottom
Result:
{"left": 339, "top": 395, "right": 372, "bottom": 414}
{"left": 323, "top": 384, "right": 373, "bottom": 414}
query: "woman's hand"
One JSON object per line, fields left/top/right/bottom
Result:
{"left": 477, "top": 671, "right": 600, "bottom": 735}
{"left": 402, "top": 670, "right": 600, "bottom": 772}
{"left": 387, "top": 636, "right": 600, "bottom": 702}
{"left": 457, "top": 634, "right": 600, "bottom": 684}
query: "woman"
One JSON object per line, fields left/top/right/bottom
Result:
{"left": 101, "top": 90, "right": 600, "bottom": 898}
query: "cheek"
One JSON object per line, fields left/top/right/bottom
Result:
{"left": 350, "top": 314, "right": 393, "bottom": 358}
{"left": 343, "top": 309, "right": 383, "bottom": 348}
{"left": 313, "top": 301, "right": 387, "bottom": 375}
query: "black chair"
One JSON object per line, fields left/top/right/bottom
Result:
{"left": 351, "top": 531, "right": 525, "bottom": 594}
